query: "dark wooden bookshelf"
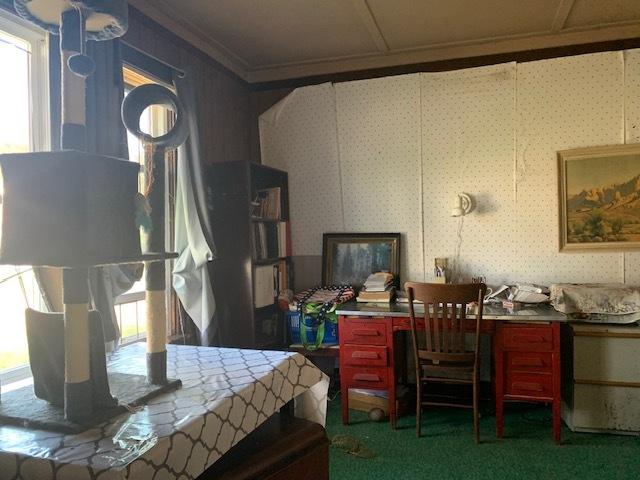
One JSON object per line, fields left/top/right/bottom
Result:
{"left": 254, "top": 257, "right": 288, "bottom": 265}
{"left": 206, "top": 161, "right": 292, "bottom": 349}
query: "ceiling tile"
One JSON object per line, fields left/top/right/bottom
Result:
{"left": 162, "top": 0, "right": 380, "bottom": 67}
{"left": 565, "top": 0, "right": 640, "bottom": 28}
{"left": 368, "top": 0, "right": 561, "bottom": 49}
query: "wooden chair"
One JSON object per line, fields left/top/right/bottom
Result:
{"left": 405, "top": 282, "right": 486, "bottom": 443}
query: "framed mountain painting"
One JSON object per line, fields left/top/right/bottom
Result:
{"left": 558, "top": 144, "right": 640, "bottom": 251}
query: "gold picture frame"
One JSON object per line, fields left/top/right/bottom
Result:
{"left": 322, "top": 233, "right": 401, "bottom": 288}
{"left": 558, "top": 144, "right": 640, "bottom": 252}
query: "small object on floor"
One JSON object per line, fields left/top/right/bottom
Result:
{"left": 331, "top": 434, "right": 376, "bottom": 459}
{"left": 368, "top": 407, "right": 385, "bottom": 422}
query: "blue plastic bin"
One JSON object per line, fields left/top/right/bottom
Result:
{"left": 287, "top": 311, "right": 338, "bottom": 345}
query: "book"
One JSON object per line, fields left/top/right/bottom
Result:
{"left": 362, "top": 272, "right": 394, "bottom": 292}
{"left": 357, "top": 286, "right": 396, "bottom": 303}
{"left": 277, "top": 221, "right": 290, "bottom": 257}
{"left": 275, "top": 259, "right": 289, "bottom": 291}
{"left": 252, "top": 222, "right": 284, "bottom": 261}
{"left": 253, "top": 264, "right": 276, "bottom": 308}
{"left": 253, "top": 187, "right": 281, "bottom": 219}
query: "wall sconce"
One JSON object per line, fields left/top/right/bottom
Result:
{"left": 451, "top": 193, "right": 474, "bottom": 217}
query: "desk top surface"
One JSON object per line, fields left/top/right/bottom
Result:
{"left": 336, "top": 301, "right": 567, "bottom": 322}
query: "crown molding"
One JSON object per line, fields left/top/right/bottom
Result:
{"left": 246, "top": 22, "right": 640, "bottom": 83}
{"left": 128, "top": 1, "right": 640, "bottom": 84}
{"left": 128, "top": 0, "right": 250, "bottom": 80}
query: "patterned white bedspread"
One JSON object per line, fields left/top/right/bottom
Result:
{"left": 0, "top": 343, "right": 329, "bottom": 480}
{"left": 550, "top": 283, "right": 640, "bottom": 324}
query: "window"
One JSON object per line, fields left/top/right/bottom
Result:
{"left": 0, "top": 10, "right": 49, "bottom": 384}
{"left": 116, "top": 66, "right": 176, "bottom": 345}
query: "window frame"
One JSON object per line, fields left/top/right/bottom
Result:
{"left": 119, "top": 64, "right": 179, "bottom": 345}
{"left": 0, "top": 10, "right": 49, "bottom": 385}
{"left": 0, "top": 9, "right": 50, "bottom": 152}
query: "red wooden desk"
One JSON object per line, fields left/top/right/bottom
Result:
{"left": 337, "top": 302, "right": 565, "bottom": 443}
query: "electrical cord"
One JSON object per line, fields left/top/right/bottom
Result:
{"left": 453, "top": 216, "right": 464, "bottom": 283}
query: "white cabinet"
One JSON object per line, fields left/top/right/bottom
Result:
{"left": 562, "top": 323, "right": 640, "bottom": 435}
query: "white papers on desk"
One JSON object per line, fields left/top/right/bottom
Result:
{"left": 513, "top": 283, "right": 550, "bottom": 303}
{"left": 513, "top": 290, "right": 550, "bottom": 303}
{"left": 483, "top": 283, "right": 550, "bottom": 304}
{"left": 253, "top": 264, "right": 276, "bottom": 308}
{"left": 484, "top": 285, "right": 510, "bottom": 303}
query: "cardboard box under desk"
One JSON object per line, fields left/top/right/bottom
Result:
{"left": 348, "top": 390, "right": 390, "bottom": 415}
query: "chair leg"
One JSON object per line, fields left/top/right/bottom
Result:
{"left": 416, "top": 380, "right": 422, "bottom": 437}
{"left": 473, "top": 378, "right": 479, "bottom": 444}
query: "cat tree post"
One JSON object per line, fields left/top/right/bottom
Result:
{"left": 145, "top": 147, "right": 168, "bottom": 384}
{"left": 60, "top": 7, "right": 92, "bottom": 422}
{"left": 121, "top": 84, "right": 188, "bottom": 386}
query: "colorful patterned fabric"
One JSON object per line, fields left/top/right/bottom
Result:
{"left": 294, "top": 286, "right": 355, "bottom": 350}
{"left": 294, "top": 286, "right": 355, "bottom": 305}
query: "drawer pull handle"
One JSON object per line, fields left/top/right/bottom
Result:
{"left": 512, "top": 358, "right": 544, "bottom": 367}
{"left": 354, "top": 373, "right": 381, "bottom": 382}
{"left": 352, "top": 351, "right": 380, "bottom": 359}
{"left": 353, "top": 329, "right": 380, "bottom": 337}
{"left": 513, "top": 334, "right": 546, "bottom": 343}
{"left": 513, "top": 381, "right": 543, "bottom": 392}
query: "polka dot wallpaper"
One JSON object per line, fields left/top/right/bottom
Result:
{"left": 624, "top": 50, "right": 640, "bottom": 285}
{"left": 421, "top": 63, "right": 517, "bottom": 285}
{"left": 259, "top": 83, "right": 345, "bottom": 258}
{"left": 260, "top": 50, "right": 640, "bottom": 287}
{"left": 513, "top": 52, "right": 624, "bottom": 285}
{"left": 336, "top": 74, "right": 424, "bottom": 283}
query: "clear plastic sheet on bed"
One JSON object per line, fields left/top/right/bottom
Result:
{"left": 0, "top": 344, "right": 329, "bottom": 480}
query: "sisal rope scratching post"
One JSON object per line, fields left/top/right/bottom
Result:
{"left": 145, "top": 145, "right": 168, "bottom": 384}
{"left": 60, "top": 8, "right": 92, "bottom": 422}
{"left": 122, "top": 84, "right": 188, "bottom": 386}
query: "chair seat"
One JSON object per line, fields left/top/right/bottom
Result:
{"left": 420, "top": 362, "right": 474, "bottom": 381}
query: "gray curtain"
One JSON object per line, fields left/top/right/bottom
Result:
{"left": 84, "top": 39, "right": 140, "bottom": 344}
{"left": 172, "top": 69, "right": 218, "bottom": 346}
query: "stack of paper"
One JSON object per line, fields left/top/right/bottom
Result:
{"left": 363, "top": 272, "right": 394, "bottom": 291}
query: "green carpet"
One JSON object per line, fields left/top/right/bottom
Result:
{"left": 325, "top": 395, "right": 640, "bottom": 479}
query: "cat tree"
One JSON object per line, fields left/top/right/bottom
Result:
{"left": 0, "top": 0, "right": 185, "bottom": 432}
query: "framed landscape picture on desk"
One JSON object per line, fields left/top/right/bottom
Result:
{"left": 322, "top": 233, "right": 400, "bottom": 288}
{"left": 558, "top": 144, "right": 640, "bottom": 252}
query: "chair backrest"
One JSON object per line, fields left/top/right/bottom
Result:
{"left": 404, "top": 282, "right": 487, "bottom": 363}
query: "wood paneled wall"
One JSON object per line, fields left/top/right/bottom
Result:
{"left": 124, "top": 7, "right": 251, "bottom": 165}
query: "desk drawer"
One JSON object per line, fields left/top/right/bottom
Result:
{"left": 506, "top": 372, "right": 553, "bottom": 399}
{"left": 342, "top": 320, "right": 387, "bottom": 345}
{"left": 502, "top": 326, "right": 553, "bottom": 352}
{"left": 506, "top": 351, "right": 552, "bottom": 373}
{"left": 342, "top": 345, "right": 387, "bottom": 367}
{"left": 342, "top": 366, "right": 388, "bottom": 390}
{"left": 392, "top": 317, "right": 419, "bottom": 330}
